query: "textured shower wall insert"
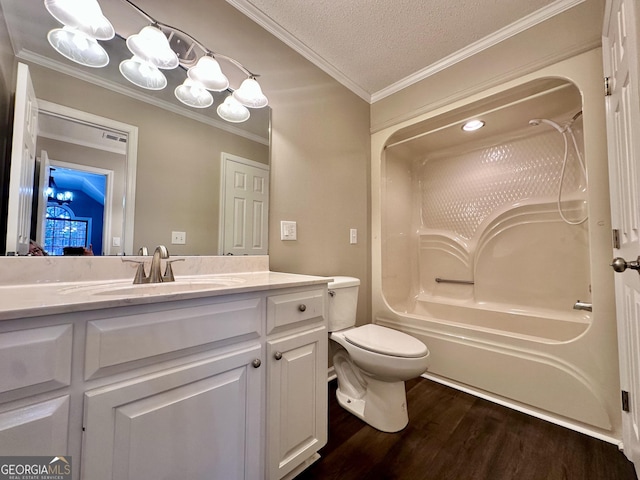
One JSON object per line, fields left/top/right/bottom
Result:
{"left": 418, "top": 130, "right": 584, "bottom": 240}
{"left": 414, "top": 128, "right": 589, "bottom": 309}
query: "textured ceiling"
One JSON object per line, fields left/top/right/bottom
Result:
{"left": 228, "top": 0, "right": 580, "bottom": 101}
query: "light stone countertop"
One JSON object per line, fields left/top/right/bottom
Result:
{"left": 0, "top": 256, "right": 331, "bottom": 321}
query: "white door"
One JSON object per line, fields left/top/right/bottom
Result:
{"left": 603, "top": 0, "right": 640, "bottom": 470}
{"left": 220, "top": 153, "right": 269, "bottom": 255}
{"left": 35, "top": 150, "right": 50, "bottom": 247}
{"left": 5, "top": 62, "right": 38, "bottom": 255}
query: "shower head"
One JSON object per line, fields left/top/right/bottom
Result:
{"left": 528, "top": 118, "right": 565, "bottom": 133}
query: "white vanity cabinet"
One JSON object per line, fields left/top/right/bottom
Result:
{"left": 0, "top": 277, "right": 328, "bottom": 480}
{"left": 82, "top": 344, "right": 263, "bottom": 480}
{"left": 266, "top": 289, "right": 328, "bottom": 480}
{"left": 0, "top": 324, "right": 73, "bottom": 456}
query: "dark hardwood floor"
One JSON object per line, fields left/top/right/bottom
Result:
{"left": 297, "top": 378, "right": 638, "bottom": 480}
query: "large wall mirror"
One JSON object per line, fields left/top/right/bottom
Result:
{"left": 1, "top": 0, "right": 271, "bottom": 257}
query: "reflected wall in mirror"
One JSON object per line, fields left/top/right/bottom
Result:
{"left": 1, "top": 0, "right": 271, "bottom": 256}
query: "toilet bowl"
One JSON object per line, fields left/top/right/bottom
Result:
{"left": 328, "top": 277, "right": 430, "bottom": 432}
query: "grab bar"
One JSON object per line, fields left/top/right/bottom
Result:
{"left": 435, "top": 277, "right": 474, "bottom": 285}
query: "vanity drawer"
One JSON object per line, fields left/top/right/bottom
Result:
{"left": 0, "top": 324, "right": 72, "bottom": 400}
{"left": 85, "top": 296, "right": 263, "bottom": 379}
{"left": 266, "top": 289, "right": 325, "bottom": 334}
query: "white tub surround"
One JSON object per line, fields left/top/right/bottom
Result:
{"left": 371, "top": 50, "right": 620, "bottom": 442}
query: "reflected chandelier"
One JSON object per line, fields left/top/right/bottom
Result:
{"left": 43, "top": 0, "right": 268, "bottom": 123}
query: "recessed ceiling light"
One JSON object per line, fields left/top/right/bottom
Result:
{"left": 462, "top": 120, "right": 485, "bottom": 132}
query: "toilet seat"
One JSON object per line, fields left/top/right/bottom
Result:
{"left": 344, "top": 324, "right": 428, "bottom": 358}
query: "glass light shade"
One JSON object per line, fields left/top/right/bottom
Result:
{"left": 119, "top": 56, "right": 167, "bottom": 90}
{"left": 175, "top": 79, "right": 214, "bottom": 108}
{"left": 187, "top": 56, "right": 229, "bottom": 91}
{"left": 233, "top": 77, "right": 268, "bottom": 108}
{"left": 44, "top": 0, "right": 114, "bottom": 40}
{"left": 47, "top": 27, "right": 109, "bottom": 68}
{"left": 126, "top": 25, "right": 179, "bottom": 70}
{"left": 217, "top": 95, "right": 250, "bottom": 123}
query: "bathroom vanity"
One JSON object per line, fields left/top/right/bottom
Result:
{"left": 0, "top": 257, "right": 328, "bottom": 480}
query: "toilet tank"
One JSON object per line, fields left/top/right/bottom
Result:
{"left": 328, "top": 276, "right": 360, "bottom": 332}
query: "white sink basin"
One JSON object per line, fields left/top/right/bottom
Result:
{"left": 59, "top": 276, "right": 246, "bottom": 296}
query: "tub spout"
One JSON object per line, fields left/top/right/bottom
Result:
{"left": 573, "top": 300, "right": 592, "bottom": 312}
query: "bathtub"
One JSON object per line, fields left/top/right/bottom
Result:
{"left": 371, "top": 65, "right": 621, "bottom": 442}
{"left": 390, "top": 296, "right": 590, "bottom": 342}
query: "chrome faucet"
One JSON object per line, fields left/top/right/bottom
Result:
{"left": 125, "top": 245, "right": 182, "bottom": 284}
{"left": 149, "top": 245, "right": 170, "bottom": 283}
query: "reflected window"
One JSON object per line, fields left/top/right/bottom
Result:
{"left": 44, "top": 205, "right": 92, "bottom": 256}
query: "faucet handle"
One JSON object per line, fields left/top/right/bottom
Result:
{"left": 122, "top": 259, "right": 148, "bottom": 284}
{"left": 163, "top": 259, "right": 185, "bottom": 282}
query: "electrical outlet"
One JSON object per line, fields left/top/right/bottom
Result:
{"left": 171, "top": 231, "right": 186, "bottom": 245}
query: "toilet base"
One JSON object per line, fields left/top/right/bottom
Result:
{"left": 335, "top": 376, "right": 409, "bottom": 433}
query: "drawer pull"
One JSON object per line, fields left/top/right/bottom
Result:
{"left": 274, "top": 351, "right": 283, "bottom": 360}
{"left": 252, "top": 359, "right": 262, "bottom": 368}
{"left": 298, "top": 304, "right": 307, "bottom": 312}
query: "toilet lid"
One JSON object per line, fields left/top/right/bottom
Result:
{"left": 343, "top": 324, "right": 428, "bottom": 358}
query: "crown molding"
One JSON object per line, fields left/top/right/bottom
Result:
{"left": 227, "top": 0, "right": 584, "bottom": 105}
{"left": 371, "top": 0, "right": 586, "bottom": 103}
{"left": 226, "top": 0, "right": 372, "bottom": 102}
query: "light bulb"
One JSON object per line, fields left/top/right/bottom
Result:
{"left": 126, "top": 25, "right": 179, "bottom": 70}
{"left": 119, "top": 56, "right": 167, "bottom": 90}
{"left": 47, "top": 26, "right": 109, "bottom": 68}
{"left": 44, "top": 0, "right": 114, "bottom": 40}
{"left": 188, "top": 55, "right": 229, "bottom": 91}
{"left": 217, "top": 95, "right": 250, "bottom": 123}
{"left": 175, "top": 79, "right": 214, "bottom": 108}
{"left": 233, "top": 77, "right": 268, "bottom": 108}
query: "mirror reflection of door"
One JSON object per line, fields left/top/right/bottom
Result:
{"left": 5, "top": 63, "right": 38, "bottom": 255}
{"left": 35, "top": 108, "right": 129, "bottom": 256}
{"left": 220, "top": 153, "right": 269, "bottom": 256}
{"left": 40, "top": 163, "right": 109, "bottom": 256}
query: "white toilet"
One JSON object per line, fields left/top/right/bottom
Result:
{"left": 328, "top": 276, "right": 430, "bottom": 433}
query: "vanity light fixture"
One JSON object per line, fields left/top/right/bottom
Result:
{"left": 462, "top": 119, "right": 485, "bottom": 132}
{"left": 126, "top": 24, "right": 179, "bottom": 70}
{"left": 47, "top": 27, "right": 110, "bottom": 68}
{"left": 44, "top": 0, "right": 268, "bottom": 122}
{"left": 119, "top": 55, "right": 167, "bottom": 90}
{"left": 45, "top": 0, "right": 114, "bottom": 68}
{"left": 175, "top": 78, "right": 214, "bottom": 108}
{"left": 217, "top": 94, "right": 251, "bottom": 123}
{"left": 233, "top": 77, "right": 268, "bottom": 109}
{"left": 187, "top": 55, "right": 229, "bottom": 91}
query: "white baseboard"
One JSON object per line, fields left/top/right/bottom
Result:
{"left": 422, "top": 372, "right": 623, "bottom": 447}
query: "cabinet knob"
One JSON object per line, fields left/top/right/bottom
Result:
{"left": 298, "top": 304, "right": 307, "bottom": 312}
{"left": 252, "top": 359, "right": 261, "bottom": 368}
{"left": 274, "top": 351, "right": 283, "bottom": 360}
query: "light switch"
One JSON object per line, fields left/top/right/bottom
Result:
{"left": 350, "top": 228, "right": 358, "bottom": 244}
{"left": 281, "top": 221, "right": 297, "bottom": 241}
{"left": 112, "top": 237, "right": 121, "bottom": 247}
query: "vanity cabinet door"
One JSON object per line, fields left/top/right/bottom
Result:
{"left": 267, "top": 327, "right": 328, "bottom": 480}
{"left": 81, "top": 344, "right": 263, "bottom": 480}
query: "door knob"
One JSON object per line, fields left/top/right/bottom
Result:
{"left": 611, "top": 257, "right": 640, "bottom": 274}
